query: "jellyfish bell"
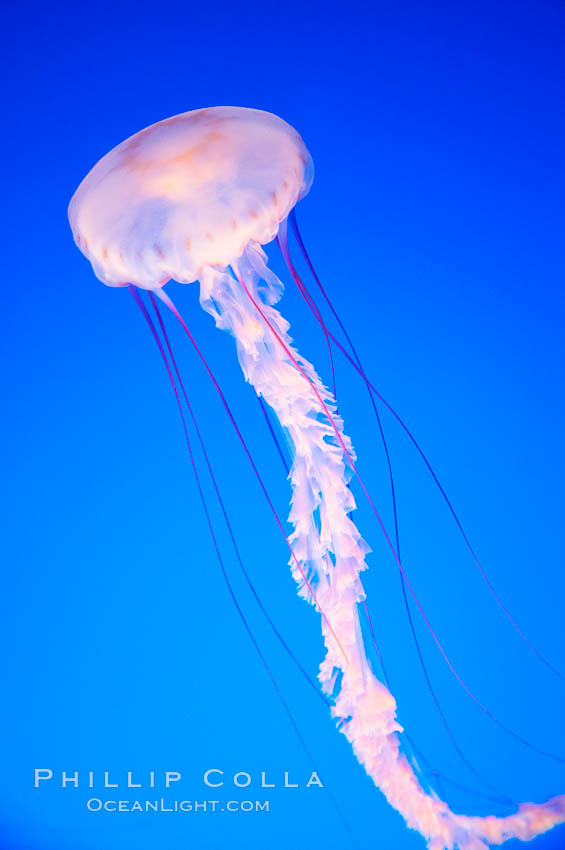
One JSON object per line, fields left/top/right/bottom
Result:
{"left": 68, "top": 106, "right": 313, "bottom": 289}
{"left": 69, "top": 106, "right": 565, "bottom": 850}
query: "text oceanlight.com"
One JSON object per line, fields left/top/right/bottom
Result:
{"left": 86, "top": 798, "right": 269, "bottom": 813}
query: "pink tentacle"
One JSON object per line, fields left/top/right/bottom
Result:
{"left": 286, "top": 211, "right": 564, "bottom": 686}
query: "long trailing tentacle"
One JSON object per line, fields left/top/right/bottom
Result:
{"left": 287, "top": 209, "right": 564, "bottom": 686}
{"left": 128, "top": 285, "right": 360, "bottom": 850}
{"left": 147, "top": 290, "right": 328, "bottom": 708}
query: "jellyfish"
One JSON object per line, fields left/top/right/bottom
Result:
{"left": 68, "top": 106, "right": 565, "bottom": 850}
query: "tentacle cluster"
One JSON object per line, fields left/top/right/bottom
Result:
{"left": 196, "top": 240, "right": 565, "bottom": 850}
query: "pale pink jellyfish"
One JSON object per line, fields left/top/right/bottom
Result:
{"left": 69, "top": 106, "right": 565, "bottom": 850}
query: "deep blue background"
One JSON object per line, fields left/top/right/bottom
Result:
{"left": 1, "top": 1, "right": 564, "bottom": 848}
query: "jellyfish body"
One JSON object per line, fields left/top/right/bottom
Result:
{"left": 68, "top": 107, "right": 312, "bottom": 288}
{"left": 69, "top": 107, "right": 565, "bottom": 850}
